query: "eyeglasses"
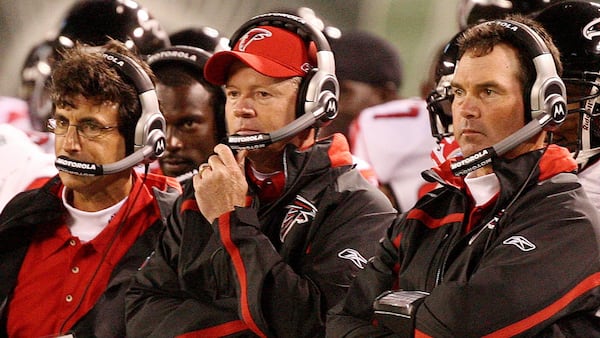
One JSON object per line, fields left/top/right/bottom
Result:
{"left": 47, "top": 118, "right": 119, "bottom": 139}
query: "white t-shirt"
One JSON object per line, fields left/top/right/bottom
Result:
{"left": 63, "top": 189, "right": 128, "bottom": 243}
{"left": 464, "top": 172, "right": 500, "bottom": 207}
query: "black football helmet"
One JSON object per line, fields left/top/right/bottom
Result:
{"left": 169, "top": 26, "right": 230, "bottom": 53}
{"left": 534, "top": 1, "right": 600, "bottom": 167}
{"left": 28, "top": 0, "right": 170, "bottom": 132}
{"left": 55, "top": 0, "right": 170, "bottom": 55}
{"left": 457, "top": 0, "right": 565, "bottom": 29}
{"left": 427, "top": 32, "right": 461, "bottom": 141}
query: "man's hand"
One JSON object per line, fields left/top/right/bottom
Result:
{"left": 193, "top": 144, "right": 248, "bottom": 223}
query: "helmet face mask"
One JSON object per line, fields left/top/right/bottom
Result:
{"left": 427, "top": 76, "right": 454, "bottom": 141}
{"left": 560, "top": 74, "right": 600, "bottom": 155}
{"left": 427, "top": 33, "right": 460, "bottom": 141}
{"left": 20, "top": 40, "right": 55, "bottom": 131}
{"left": 563, "top": 72, "right": 600, "bottom": 113}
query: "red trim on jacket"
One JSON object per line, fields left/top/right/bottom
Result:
{"left": 538, "top": 145, "right": 577, "bottom": 181}
{"left": 415, "top": 330, "right": 433, "bottom": 337}
{"left": 484, "top": 272, "right": 600, "bottom": 337}
{"left": 406, "top": 209, "right": 464, "bottom": 229}
{"left": 176, "top": 320, "right": 248, "bottom": 338}
{"left": 327, "top": 133, "right": 353, "bottom": 168}
{"left": 392, "top": 234, "right": 402, "bottom": 248}
{"left": 25, "top": 176, "right": 52, "bottom": 190}
{"left": 218, "top": 212, "right": 267, "bottom": 338}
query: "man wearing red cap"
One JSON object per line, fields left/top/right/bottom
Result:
{"left": 125, "top": 16, "right": 396, "bottom": 337}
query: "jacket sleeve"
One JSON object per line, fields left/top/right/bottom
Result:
{"left": 326, "top": 217, "right": 404, "bottom": 338}
{"left": 125, "top": 198, "right": 248, "bottom": 337}
{"left": 214, "top": 184, "right": 396, "bottom": 337}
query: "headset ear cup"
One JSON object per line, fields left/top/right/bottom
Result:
{"left": 134, "top": 90, "right": 166, "bottom": 160}
{"left": 296, "top": 69, "right": 339, "bottom": 124}
{"left": 134, "top": 96, "right": 166, "bottom": 162}
{"left": 146, "top": 128, "right": 166, "bottom": 160}
{"left": 300, "top": 68, "right": 339, "bottom": 127}
{"left": 543, "top": 93, "right": 568, "bottom": 131}
{"left": 317, "top": 90, "right": 338, "bottom": 124}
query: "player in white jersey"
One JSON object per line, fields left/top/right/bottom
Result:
{"left": 351, "top": 98, "right": 437, "bottom": 212}
{"left": 0, "top": 124, "right": 56, "bottom": 211}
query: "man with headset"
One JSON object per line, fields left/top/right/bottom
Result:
{"left": 0, "top": 40, "right": 180, "bottom": 337}
{"left": 125, "top": 13, "right": 395, "bottom": 337}
{"left": 327, "top": 15, "right": 600, "bottom": 337}
{"left": 147, "top": 45, "right": 227, "bottom": 181}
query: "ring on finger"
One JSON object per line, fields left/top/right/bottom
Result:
{"left": 198, "top": 163, "right": 211, "bottom": 177}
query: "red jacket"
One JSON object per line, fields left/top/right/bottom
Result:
{"left": 0, "top": 171, "right": 181, "bottom": 338}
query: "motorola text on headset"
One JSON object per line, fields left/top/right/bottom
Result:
{"left": 223, "top": 12, "right": 340, "bottom": 150}
{"left": 448, "top": 19, "right": 567, "bottom": 176}
{"left": 55, "top": 51, "right": 166, "bottom": 176}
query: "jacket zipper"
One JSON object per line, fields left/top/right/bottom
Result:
{"left": 434, "top": 230, "right": 452, "bottom": 286}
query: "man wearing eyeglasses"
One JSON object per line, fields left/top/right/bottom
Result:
{"left": 0, "top": 40, "right": 181, "bottom": 337}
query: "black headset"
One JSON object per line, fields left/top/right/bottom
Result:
{"left": 147, "top": 45, "right": 212, "bottom": 71}
{"left": 224, "top": 12, "right": 339, "bottom": 150}
{"left": 147, "top": 45, "right": 227, "bottom": 142}
{"left": 55, "top": 51, "right": 166, "bottom": 176}
{"left": 449, "top": 19, "right": 568, "bottom": 176}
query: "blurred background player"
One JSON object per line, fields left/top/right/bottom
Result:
{"left": 321, "top": 30, "right": 403, "bottom": 141}
{"left": 169, "top": 26, "right": 230, "bottom": 52}
{"left": 329, "top": 29, "right": 436, "bottom": 211}
{"left": 535, "top": 0, "right": 600, "bottom": 208}
{"left": 147, "top": 45, "right": 227, "bottom": 181}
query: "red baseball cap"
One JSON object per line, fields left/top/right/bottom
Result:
{"left": 204, "top": 25, "right": 316, "bottom": 85}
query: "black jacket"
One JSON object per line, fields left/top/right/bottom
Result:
{"left": 0, "top": 172, "right": 180, "bottom": 338}
{"left": 126, "top": 135, "right": 396, "bottom": 337}
{"left": 327, "top": 145, "right": 600, "bottom": 337}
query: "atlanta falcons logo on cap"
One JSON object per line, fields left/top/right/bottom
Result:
{"left": 280, "top": 195, "right": 317, "bottom": 242}
{"left": 238, "top": 28, "right": 272, "bottom": 51}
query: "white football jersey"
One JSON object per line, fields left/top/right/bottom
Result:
{"left": 351, "top": 98, "right": 438, "bottom": 211}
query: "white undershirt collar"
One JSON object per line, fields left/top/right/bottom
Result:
{"left": 464, "top": 172, "right": 500, "bottom": 207}
{"left": 62, "top": 188, "right": 128, "bottom": 243}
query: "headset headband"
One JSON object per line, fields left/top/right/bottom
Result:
{"left": 491, "top": 19, "right": 567, "bottom": 125}
{"left": 146, "top": 45, "right": 212, "bottom": 70}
